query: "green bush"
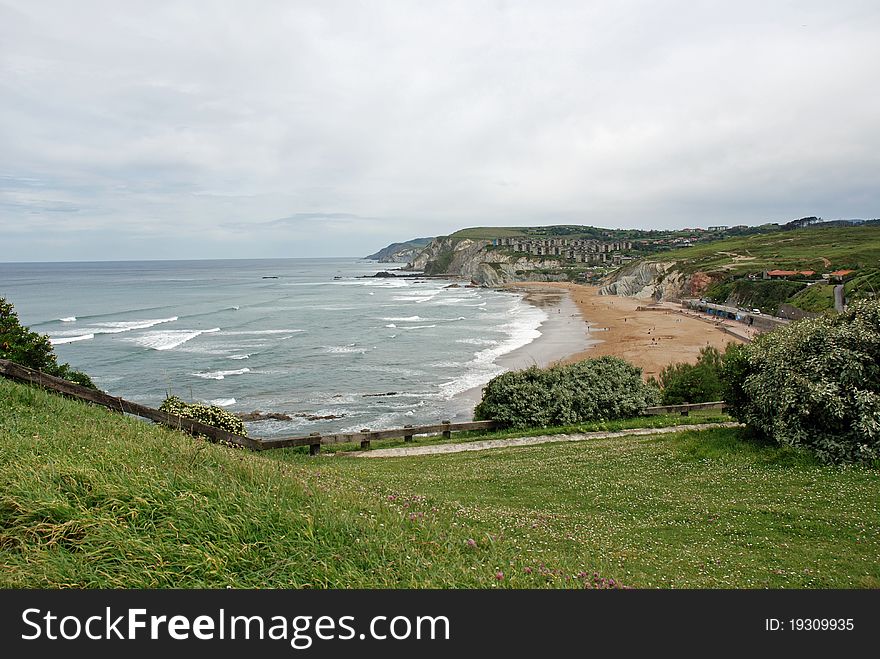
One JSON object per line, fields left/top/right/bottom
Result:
{"left": 721, "top": 300, "right": 880, "bottom": 464}
{"left": 474, "top": 356, "right": 660, "bottom": 428}
{"left": 425, "top": 250, "right": 455, "bottom": 275}
{"left": 159, "top": 395, "right": 248, "bottom": 437}
{"left": 655, "top": 346, "right": 724, "bottom": 405}
{"left": 0, "top": 297, "right": 96, "bottom": 389}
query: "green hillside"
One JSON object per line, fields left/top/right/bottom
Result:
{"left": 649, "top": 225, "right": 880, "bottom": 275}
{"left": 448, "top": 224, "right": 707, "bottom": 242}
{"left": 2, "top": 377, "right": 878, "bottom": 588}
{"left": 364, "top": 237, "right": 434, "bottom": 260}
{"left": 638, "top": 225, "right": 880, "bottom": 313}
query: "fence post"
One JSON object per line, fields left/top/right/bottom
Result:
{"left": 442, "top": 420, "right": 452, "bottom": 439}
{"left": 360, "top": 428, "right": 371, "bottom": 450}
{"left": 403, "top": 424, "right": 414, "bottom": 442}
{"left": 309, "top": 432, "right": 321, "bottom": 455}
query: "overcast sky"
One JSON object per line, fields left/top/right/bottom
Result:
{"left": 1, "top": 1, "right": 879, "bottom": 261}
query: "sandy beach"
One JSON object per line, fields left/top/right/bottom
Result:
{"left": 452, "top": 281, "right": 747, "bottom": 416}
{"left": 507, "top": 282, "right": 747, "bottom": 380}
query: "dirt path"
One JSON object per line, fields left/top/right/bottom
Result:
{"left": 350, "top": 422, "right": 741, "bottom": 458}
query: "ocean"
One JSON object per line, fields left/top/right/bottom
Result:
{"left": 0, "top": 258, "right": 561, "bottom": 438}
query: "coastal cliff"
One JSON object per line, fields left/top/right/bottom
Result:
{"left": 365, "top": 237, "right": 434, "bottom": 263}
{"left": 407, "top": 236, "right": 568, "bottom": 286}
{"left": 599, "top": 260, "right": 715, "bottom": 301}
{"left": 391, "top": 222, "right": 880, "bottom": 311}
{"left": 405, "top": 234, "right": 716, "bottom": 298}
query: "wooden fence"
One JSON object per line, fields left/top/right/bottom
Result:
{"left": 0, "top": 359, "right": 500, "bottom": 453}
{"left": 643, "top": 401, "right": 726, "bottom": 416}
{"left": 1, "top": 358, "right": 725, "bottom": 454}
{"left": 0, "top": 359, "right": 262, "bottom": 450}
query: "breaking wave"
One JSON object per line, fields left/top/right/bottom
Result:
{"left": 133, "top": 327, "right": 220, "bottom": 351}
{"left": 50, "top": 333, "right": 94, "bottom": 345}
{"left": 325, "top": 345, "right": 370, "bottom": 354}
{"left": 193, "top": 368, "right": 251, "bottom": 380}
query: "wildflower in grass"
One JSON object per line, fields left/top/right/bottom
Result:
{"left": 495, "top": 571, "right": 504, "bottom": 581}
{"left": 524, "top": 567, "right": 532, "bottom": 574}
{"left": 466, "top": 538, "right": 477, "bottom": 548}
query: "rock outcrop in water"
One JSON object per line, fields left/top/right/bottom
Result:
{"left": 237, "top": 410, "right": 345, "bottom": 422}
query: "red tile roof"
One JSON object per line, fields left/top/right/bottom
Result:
{"left": 829, "top": 269, "right": 855, "bottom": 276}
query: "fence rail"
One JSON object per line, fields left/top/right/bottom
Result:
{"left": 0, "top": 359, "right": 501, "bottom": 453}
{"left": 0, "top": 359, "right": 262, "bottom": 450}
{"left": 1, "top": 358, "right": 727, "bottom": 454}
{"left": 644, "top": 401, "right": 726, "bottom": 416}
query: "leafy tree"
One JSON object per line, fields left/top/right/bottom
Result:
{"left": 474, "top": 356, "right": 660, "bottom": 428}
{"left": 721, "top": 300, "right": 880, "bottom": 464}
{"left": 0, "top": 297, "right": 95, "bottom": 389}
{"left": 655, "top": 346, "right": 724, "bottom": 405}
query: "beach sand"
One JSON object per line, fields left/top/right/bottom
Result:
{"left": 495, "top": 288, "right": 597, "bottom": 370}
{"left": 507, "top": 282, "right": 746, "bottom": 380}
{"left": 452, "top": 282, "right": 745, "bottom": 417}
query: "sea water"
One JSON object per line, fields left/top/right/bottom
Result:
{"left": 0, "top": 258, "right": 547, "bottom": 437}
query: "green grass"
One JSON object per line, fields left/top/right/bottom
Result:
{"left": 305, "top": 410, "right": 732, "bottom": 455}
{"left": 424, "top": 249, "right": 455, "bottom": 274}
{"left": 788, "top": 283, "right": 836, "bottom": 312}
{"left": 450, "top": 227, "right": 530, "bottom": 240}
{"left": 449, "top": 225, "right": 666, "bottom": 242}
{"left": 844, "top": 267, "right": 880, "bottom": 303}
{"left": 704, "top": 280, "right": 807, "bottom": 313}
{"left": 647, "top": 225, "right": 880, "bottom": 275}
{"left": 2, "top": 379, "right": 878, "bottom": 589}
{"left": 290, "top": 431, "right": 879, "bottom": 588}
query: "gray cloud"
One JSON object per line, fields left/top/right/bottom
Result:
{"left": 1, "top": 0, "right": 879, "bottom": 260}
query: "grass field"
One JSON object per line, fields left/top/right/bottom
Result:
{"left": 649, "top": 225, "right": 880, "bottom": 275}
{"left": 303, "top": 410, "right": 732, "bottom": 454}
{"left": 788, "top": 283, "right": 836, "bottom": 312}
{"left": 2, "top": 378, "right": 877, "bottom": 589}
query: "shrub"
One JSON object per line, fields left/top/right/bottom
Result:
{"left": 0, "top": 297, "right": 96, "bottom": 389}
{"left": 721, "top": 300, "right": 880, "bottom": 464}
{"left": 159, "top": 395, "right": 248, "bottom": 437}
{"left": 655, "top": 346, "right": 724, "bottom": 405}
{"left": 474, "top": 356, "right": 660, "bottom": 428}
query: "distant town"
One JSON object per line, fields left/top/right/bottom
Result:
{"left": 490, "top": 226, "right": 740, "bottom": 266}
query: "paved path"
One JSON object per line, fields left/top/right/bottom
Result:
{"left": 652, "top": 301, "right": 760, "bottom": 342}
{"left": 834, "top": 285, "right": 845, "bottom": 312}
{"left": 353, "top": 422, "right": 742, "bottom": 458}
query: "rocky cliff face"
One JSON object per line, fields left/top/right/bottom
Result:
{"left": 407, "top": 237, "right": 566, "bottom": 286}
{"left": 598, "top": 261, "right": 674, "bottom": 299}
{"left": 365, "top": 238, "right": 434, "bottom": 262}
{"left": 377, "top": 246, "right": 426, "bottom": 263}
{"left": 407, "top": 236, "right": 717, "bottom": 296}
{"left": 599, "top": 261, "right": 714, "bottom": 300}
